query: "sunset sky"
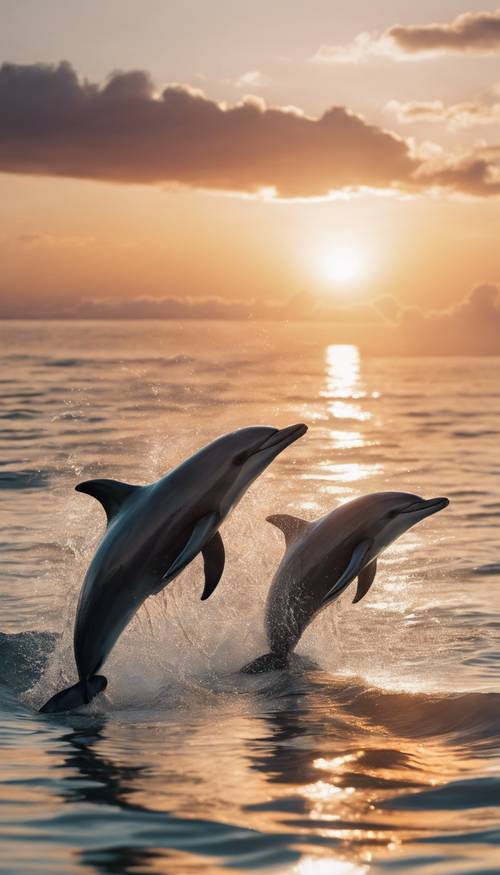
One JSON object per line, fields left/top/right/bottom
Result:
{"left": 1, "top": 0, "right": 500, "bottom": 348}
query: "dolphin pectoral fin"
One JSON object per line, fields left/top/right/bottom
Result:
{"left": 161, "top": 512, "right": 219, "bottom": 583}
{"left": 200, "top": 531, "right": 225, "bottom": 600}
{"left": 266, "top": 514, "right": 310, "bottom": 547}
{"left": 323, "top": 538, "right": 373, "bottom": 604}
{"left": 75, "top": 479, "right": 140, "bottom": 524}
{"left": 353, "top": 559, "right": 377, "bottom": 604}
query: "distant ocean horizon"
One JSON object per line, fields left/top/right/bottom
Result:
{"left": 1, "top": 317, "right": 499, "bottom": 356}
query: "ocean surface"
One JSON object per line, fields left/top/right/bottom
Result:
{"left": 0, "top": 320, "right": 499, "bottom": 875}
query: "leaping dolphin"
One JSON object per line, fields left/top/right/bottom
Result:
{"left": 242, "top": 491, "right": 449, "bottom": 674}
{"left": 40, "top": 423, "right": 307, "bottom": 713}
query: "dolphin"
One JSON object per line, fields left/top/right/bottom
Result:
{"left": 242, "top": 491, "right": 449, "bottom": 673}
{"left": 40, "top": 423, "right": 307, "bottom": 713}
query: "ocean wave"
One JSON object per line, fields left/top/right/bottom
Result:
{"left": 2, "top": 631, "right": 499, "bottom": 754}
{"left": 318, "top": 676, "right": 500, "bottom": 749}
{"left": 452, "top": 429, "right": 499, "bottom": 438}
{"left": 0, "top": 469, "right": 49, "bottom": 489}
{"left": 0, "top": 409, "right": 40, "bottom": 420}
{"left": 382, "top": 776, "right": 500, "bottom": 810}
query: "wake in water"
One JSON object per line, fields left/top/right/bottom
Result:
{"left": 2, "top": 630, "right": 500, "bottom": 767}
{"left": 2, "top": 471, "right": 478, "bottom": 723}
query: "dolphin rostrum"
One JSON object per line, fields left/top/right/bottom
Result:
{"left": 40, "top": 423, "right": 307, "bottom": 713}
{"left": 242, "top": 491, "right": 449, "bottom": 674}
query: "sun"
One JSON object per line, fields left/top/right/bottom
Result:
{"left": 308, "top": 236, "right": 373, "bottom": 293}
{"left": 321, "top": 245, "right": 363, "bottom": 285}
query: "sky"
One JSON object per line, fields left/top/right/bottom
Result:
{"left": 0, "top": 0, "right": 500, "bottom": 349}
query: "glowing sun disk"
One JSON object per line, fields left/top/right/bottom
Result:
{"left": 318, "top": 243, "right": 367, "bottom": 287}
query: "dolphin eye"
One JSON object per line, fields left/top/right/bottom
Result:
{"left": 233, "top": 452, "right": 247, "bottom": 466}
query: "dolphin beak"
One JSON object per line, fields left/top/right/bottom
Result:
{"left": 257, "top": 423, "right": 308, "bottom": 454}
{"left": 402, "top": 496, "right": 449, "bottom": 517}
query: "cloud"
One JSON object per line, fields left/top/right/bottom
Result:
{"left": 312, "top": 32, "right": 396, "bottom": 65}
{"left": 1, "top": 61, "right": 500, "bottom": 198}
{"left": 2, "top": 284, "right": 499, "bottom": 353}
{"left": 0, "top": 60, "right": 417, "bottom": 197}
{"left": 388, "top": 10, "right": 500, "bottom": 55}
{"left": 416, "top": 148, "right": 500, "bottom": 197}
{"left": 392, "top": 283, "right": 500, "bottom": 354}
{"left": 16, "top": 232, "right": 95, "bottom": 247}
{"left": 386, "top": 98, "right": 500, "bottom": 128}
{"left": 233, "top": 70, "right": 270, "bottom": 89}
{"left": 312, "top": 10, "right": 500, "bottom": 64}
{"left": 42, "top": 291, "right": 388, "bottom": 324}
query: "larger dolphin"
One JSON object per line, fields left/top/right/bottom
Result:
{"left": 242, "top": 491, "right": 449, "bottom": 673}
{"left": 40, "top": 423, "right": 307, "bottom": 713}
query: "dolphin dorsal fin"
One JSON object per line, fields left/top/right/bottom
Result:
{"left": 266, "top": 514, "right": 310, "bottom": 547}
{"left": 75, "top": 478, "right": 140, "bottom": 523}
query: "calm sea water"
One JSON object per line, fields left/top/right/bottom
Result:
{"left": 0, "top": 321, "right": 499, "bottom": 875}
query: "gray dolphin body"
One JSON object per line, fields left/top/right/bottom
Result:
{"left": 242, "top": 491, "right": 449, "bottom": 673}
{"left": 40, "top": 423, "right": 307, "bottom": 713}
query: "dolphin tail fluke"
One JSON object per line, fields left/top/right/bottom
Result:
{"left": 39, "top": 675, "right": 107, "bottom": 714}
{"left": 241, "top": 652, "right": 289, "bottom": 674}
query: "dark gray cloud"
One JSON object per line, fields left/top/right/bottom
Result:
{"left": 0, "top": 61, "right": 415, "bottom": 197}
{"left": 388, "top": 10, "right": 500, "bottom": 54}
{"left": 2, "top": 61, "right": 499, "bottom": 198}
{"left": 313, "top": 10, "right": 500, "bottom": 64}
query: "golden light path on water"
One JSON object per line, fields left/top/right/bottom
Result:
{"left": 279, "top": 344, "right": 411, "bottom": 872}
{"left": 293, "top": 857, "right": 369, "bottom": 875}
{"left": 318, "top": 345, "right": 382, "bottom": 488}
{"left": 303, "top": 343, "right": 435, "bottom": 698}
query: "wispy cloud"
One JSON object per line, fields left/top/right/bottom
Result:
{"left": 16, "top": 232, "right": 95, "bottom": 247}
{"left": 386, "top": 98, "right": 500, "bottom": 128}
{"left": 312, "top": 10, "right": 500, "bottom": 64}
{"left": 233, "top": 70, "right": 270, "bottom": 89}
{"left": 386, "top": 97, "right": 500, "bottom": 128}
{"left": 312, "top": 32, "right": 400, "bottom": 65}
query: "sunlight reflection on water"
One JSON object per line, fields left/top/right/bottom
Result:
{"left": 328, "top": 430, "right": 366, "bottom": 449}
{"left": 294, "top": 857, "right": 369, "bottom": 875}
{"left": 324, "top": 345, "right": 362, "bottom": 399}
{"left": 324, "top": 345, "right": 371, "bottom": 422}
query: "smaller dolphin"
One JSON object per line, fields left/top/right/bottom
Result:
{"left": 242, "top": 491, "right": 449, "bottom": 673}
{"left": 40, "top": 423, "right": 307, "bottom": 713}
